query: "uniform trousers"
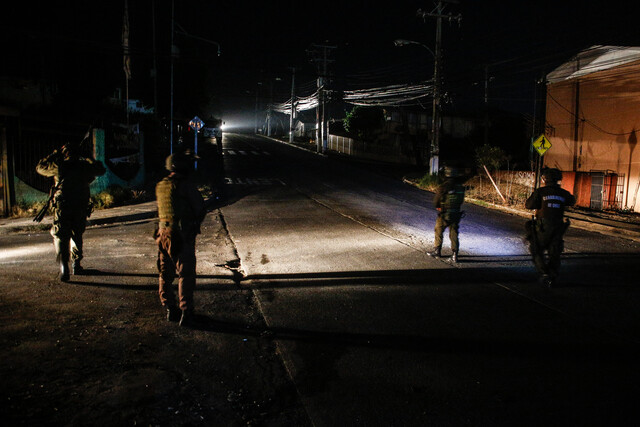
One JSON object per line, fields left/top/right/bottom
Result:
{"left": 156, "top": 227, "right": 196, "bottom": 311}
{"left": 434, "top": 213, "right": 460, "bottom": 252}
{"left": 528, "top": 219, "right": 566, "bottom": 278}
{"left": 51, "top": 204, "right": 87, "bottom": 264}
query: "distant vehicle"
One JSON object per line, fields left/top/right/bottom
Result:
{"left": 202, "top": 127, "right": 221, "bottom": 139}
{"left": 202, "top": 120, "right": 225, "bottom": 153}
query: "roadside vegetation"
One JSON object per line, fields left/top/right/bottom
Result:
{"left": 10, "top": 185, "right": 152, "bottom": 219}
{"left": 411, "top": 143, "right": 534, "bottom": 211}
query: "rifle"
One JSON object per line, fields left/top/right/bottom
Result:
{"left": 33, "top": 179, "right": 63, "bottom": 223}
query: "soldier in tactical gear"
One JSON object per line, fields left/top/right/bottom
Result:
{"left": 36, "top": 142, "right": 106, "bottom": 282}
{"left": 155, "top": 149, "right": 206, "bottom": 327}
{"left": 525, "top": 167, "right": 576, "bottom": 288}
{"left": 428, "top": 166, "right": 467, "bottom": 263}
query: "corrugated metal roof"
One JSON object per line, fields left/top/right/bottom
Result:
{"left": 546, "top": 45, "right": 640, "bottom": 84}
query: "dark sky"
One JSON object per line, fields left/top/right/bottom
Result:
{"left": 3, "top": 1, "right": 640, "bottom": 125}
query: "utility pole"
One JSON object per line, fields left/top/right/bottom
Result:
{"left": 255, "top": 81, "right": 262, "bottom": 134}
{"left": 417, "top": 1, "right": 461, "bottom": 174}
{"left": 308, "top": 43, "right": 336, "bottom": 153}
{"left": 484, "top": 64, "right": 489, "bottom": 146}
{"left": 151, "top": 0, "right": 158, "bottom": 117}
{"left": 289, "top": 67, "right": 296, "bottom": 144}
{"left": 169, "top": 0, "right": 175, "bottom": 154}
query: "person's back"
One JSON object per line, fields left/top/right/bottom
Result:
{"left": 429, "top": 166, "right": 467, "bottom": 262}
{"left": 525, "top": 168, "right": 575, "bottom": 287}
{"left": 525, "top": 183, "right": 575, "bottom": 223}
{"left": 35, "top": 143, "right": 106, "bottom": 281}
{"left": 56, "top": 157, "right": 105, "bottom": 206}
{"left": 155, "top": 150, "right": 206, "bottom": 327}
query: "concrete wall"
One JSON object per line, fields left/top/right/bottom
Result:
{"left": 13, "top": 128, "right": 145, "bottom": 206}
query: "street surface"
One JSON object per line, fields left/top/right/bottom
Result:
{"left": 1, "top": 132, "right": 639, "bottom": 426}
{"left": 220, "top": 133, "right": 640, "bottom": 425}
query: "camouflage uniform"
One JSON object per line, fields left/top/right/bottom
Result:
{"left": 525, "top": 168, "right": 576, "bottom": 287}
{"left": 155, "top": 151, "right": 206, "bottom": 326}
{"left": 429, "top": 167, "right": 466, "bottom": 262}
{"left": 36, "top": 145, "right": 106, "bottom": 281}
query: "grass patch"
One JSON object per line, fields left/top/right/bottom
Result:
{"left": 416, "top": 173, "right": 442, "bottom": 192}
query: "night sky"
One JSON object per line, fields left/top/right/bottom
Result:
{"left": 3, "top": 1, "right": 640, "bottom": 127}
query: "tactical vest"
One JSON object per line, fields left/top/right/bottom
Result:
{"left": 156, "top": 176, "right": 185, "bottom": 229}
{"left": 442, "top": 184, "right": 465, "bottom": 213}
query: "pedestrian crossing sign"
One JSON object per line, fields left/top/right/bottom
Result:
{"left": 533, "top": 134, "right": 552, "bottom": 156}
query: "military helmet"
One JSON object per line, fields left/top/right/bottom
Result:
{"left": 60, "top": 143, "right": 79, "bottom": 158}
{"left": 443, "top": 166, "right": 461, "bottom": 178}
{"left": 165, "top": 149, "right": 199, "bottom": 172}
{"left": 541, "top": 168, "right": 562, "bottom": 183}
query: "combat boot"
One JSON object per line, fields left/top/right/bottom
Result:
{"left": 165, "top": 306, "right": 181, "bottom": 322}
{"left": 55, "top": 238, "right": 70, "bottom": 282}
{"left": 179, "top": 309, "right": 195, "bottom": 328}
{"left": 427, "top": 247, "right": 441, "bottom": 258}
{"left": 72, "top": 260, "right": 84, "bottom": 275}
{"left": 59, "top": 261, "right": 70, "bottom": 282}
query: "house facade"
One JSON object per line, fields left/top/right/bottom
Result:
{"left": 544, "top": 46, "right": 640, "bottom": 212}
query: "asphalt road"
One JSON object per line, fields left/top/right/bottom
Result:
{"left": 2, "top": 132, "right": 640, "bottom": 426}
{"left": 218, "top": 133, "right": 640, "bottom": 426}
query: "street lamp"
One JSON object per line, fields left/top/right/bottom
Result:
{"left": 393, "top": 39, "right": 435, "bottom": 59}
{"left": 394, "top": 38, "right": 440, "bottom": 174}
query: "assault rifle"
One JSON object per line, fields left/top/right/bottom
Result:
{"left": 33, "top": 179, "right": 63, "bottom": 223}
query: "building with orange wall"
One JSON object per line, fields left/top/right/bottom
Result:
{"left": 544, "top": 46, "right": 640, "bottom": 212}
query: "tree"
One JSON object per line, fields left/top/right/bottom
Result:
{"left": 343, "top": 106, "right": 384, "bottom": 140}
{"left": 475, "top": 143, "right": 507, "bottom": 172}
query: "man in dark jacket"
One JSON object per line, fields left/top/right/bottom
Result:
{"left": 428, "top": 166, "right": 467, "bottom": 263}
{"left": 525, "top": 168, "right": 576, "bottom": 288}
{"left": 36, "top": 143, "right": 106, "bottom": 281}
{"left": 155, "top": 150, "right": 206, "bottom": 327}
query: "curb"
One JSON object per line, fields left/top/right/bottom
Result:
{"left": 402, "top": 178, "right": 640, "bottom": 243}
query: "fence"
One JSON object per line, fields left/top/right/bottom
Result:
{"left": 327, "top": 134, "right": 354, "bottom": 155}
{"left": 327, "top": 134, "right": 423, "bottom": 165}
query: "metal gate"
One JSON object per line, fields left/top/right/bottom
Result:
{"left": 590, "top": 171, "right": 624, "bottom": 211}
{"left": 590, "top": 172, "right": 604, "bottom": 209}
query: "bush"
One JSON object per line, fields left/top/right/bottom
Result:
{"left": 11, "top": 200, "right": 48, "bottom": 218}
{"left": 475, "top": 144, "right": 508, "bottom": 171}
{"left": 91, "top": 185, "right": 135, "bottom": 209}
{"left": 417, "top": 173, "right": 442, "bottom": 192}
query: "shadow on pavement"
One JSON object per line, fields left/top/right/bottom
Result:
{"left": 189, "top": 314, "right": 640, "bottom": 361}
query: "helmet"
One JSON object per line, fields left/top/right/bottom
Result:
{"left": 165, "top": 149, "right": 199, "bottom": 172}
{"left": 443, "top": 166, "right": 461, "bottom": 178}
{"left": 60, "top": 143, "right": 79, "bottom": 158}
{"left": 542, "top": 168, "right": 562, "bottom": 183}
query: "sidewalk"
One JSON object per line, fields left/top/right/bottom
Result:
{"left": 0, "top": 200, "right": 158, "bottom": 234}
{"left": 462, "top": 196, "right": 640, "bottom": 243}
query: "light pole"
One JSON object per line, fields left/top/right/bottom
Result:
{"left": 394, "top": 39, "right": 439, "bottom": 174}
{"left": 169, "top": 16, "right": 221, "bottom": 154}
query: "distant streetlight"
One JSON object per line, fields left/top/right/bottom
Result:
{"left": 393, "top": 39, "right": 435, "bottom": 59}
{"left": 395, "top": 38, "right": 440, "bottom": 174}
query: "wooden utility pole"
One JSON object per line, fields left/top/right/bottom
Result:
{"left": 289, "top": 67, "right": 296, "bottom": 144}
{"left": 417, "top": 1, "right": 461, "bottom": 174}
{"left": 308, "top": 43, "right": 336, "bottom": 153}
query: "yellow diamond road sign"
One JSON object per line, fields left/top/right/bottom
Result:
{"left": 533, "top": 134, "right": 552, "bottom": 156}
